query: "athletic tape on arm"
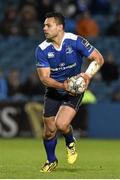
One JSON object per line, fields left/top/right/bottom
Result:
{"left": 85, "top": 60, "right": 101, "bottom": 78}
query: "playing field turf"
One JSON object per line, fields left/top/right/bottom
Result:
{"left": 0, "top": 138, "right": 120, "bottom": 179}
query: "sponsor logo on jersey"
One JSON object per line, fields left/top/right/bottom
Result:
{"left": 59, "top": 62, "right": 65, "bottom": 67}
{"left": 66, "top": 46, "right": 73, "bottom": 54}
{"left": 48, "top": 52, "right": 55, "bottom": 58}
{"left": 81, "top": 38, "right": 93, "bottom": 52}
{"left": 51, "top": 62, "right": 76, "bottom": 71}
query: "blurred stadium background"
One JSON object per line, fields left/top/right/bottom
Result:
{"left": 0, "top": 0, "right": 120, "bottom": 178}
{"left": 0, "top": 0, "right": 120, "bottom": 139}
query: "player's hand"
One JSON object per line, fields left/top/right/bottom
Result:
{"left": 63, "top": 79, "right": 76, "bottom": 96}
{"left": 79, "top": 72, "right": 91, "bottom": 90}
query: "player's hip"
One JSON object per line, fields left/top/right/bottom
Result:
{"left": 44, "top": 88, "right": 84, "bottom": 117}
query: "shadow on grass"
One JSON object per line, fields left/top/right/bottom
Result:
{"left": 57, "top": 166, "right": 104, "bottom": 172}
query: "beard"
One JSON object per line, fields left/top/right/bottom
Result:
{"left": 45, "top": 33, "right": 57, "bottom": 42}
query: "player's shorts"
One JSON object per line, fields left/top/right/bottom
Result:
{"left": 43, "top": 88, "right": 84, "bottom": 117}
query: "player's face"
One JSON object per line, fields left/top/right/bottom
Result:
{"left": 43, "top": 17, "right": 62, "bottom": 40}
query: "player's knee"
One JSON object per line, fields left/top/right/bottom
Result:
{"left": 43, "top": 128, "right": 56, "bottom": 139}
{"left": 56, "top": 122, "right": 68, "bottom": 132}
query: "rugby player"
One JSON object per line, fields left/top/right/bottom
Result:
{"left": 35, "top": 12, "right": 104, "bottom": 172}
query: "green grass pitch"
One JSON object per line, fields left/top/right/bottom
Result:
{"left": 0, "top": 138, "right": 120, "bottom": 179}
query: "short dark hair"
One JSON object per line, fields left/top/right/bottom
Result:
{"left": 45, "top": 12, "right": 65, "bottom": 29}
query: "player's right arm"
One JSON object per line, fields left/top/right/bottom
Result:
{"left": 37, "top": 67, "right": 68, "bottom": 90}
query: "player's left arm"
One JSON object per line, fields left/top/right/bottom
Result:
{"left": 80, "top": 48, "right": 104, "bottom": 87}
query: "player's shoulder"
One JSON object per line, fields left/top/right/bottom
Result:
{"left": 64, "top": 33, "right": 87, "bottom": 45}
{"left": 38, "top": 40, "right": 51, "bottom": 50}
{"left": 64, "top": 33, "right": 86, "bottom": 43}
{"left": 64, "top": 32, "right": 78, "bottom": 41}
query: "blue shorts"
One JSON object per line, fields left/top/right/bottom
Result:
{"left": 43, "top": 88, "right": 84, "bottom": 117}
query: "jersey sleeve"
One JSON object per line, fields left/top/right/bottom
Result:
{"left": 76, "top": 36, "right": 94, "bottom": 57}
{"left": 35, "top": 46, "right": 50, "bottom": 68}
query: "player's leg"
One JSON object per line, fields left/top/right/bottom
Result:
{"left": 43, "top": 116, "right": 57, "bottom": 160}
{"left": 55, "top": 93, "right": 84, "bottom": 164}
{"left": 55, "top": 105, "right": 77, "bottom": 164}
{"left": 40, "top": 95, "right": 60, "bottom": 172}
{"left": 41, "top": 116, "right": 58, "bottom": 172}
{"left": 55, "top": 105, "right": 76, "bottom": 133}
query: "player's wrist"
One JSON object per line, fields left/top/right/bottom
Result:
{"left": 80, "top": 72, "right": 91, "bottom": 85}
{"left": 63, "top": 80, "right": 68, "bottom": 91}
{"left": 81, "top": 72, "right": 91, "bottom": 79}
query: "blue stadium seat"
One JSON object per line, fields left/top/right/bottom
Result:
{"left": 0, "top": 36, "right": 119, "bottom": 102}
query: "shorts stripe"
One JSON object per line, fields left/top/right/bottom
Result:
{"left": 75, "top": 93, "right": 84, "bottom": 111}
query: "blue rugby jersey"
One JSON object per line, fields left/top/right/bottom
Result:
{"left": 35, "top": 33, "right": 94, "bottom": 94}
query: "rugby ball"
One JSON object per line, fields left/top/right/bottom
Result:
{"left": 75, "top": 76, "right": 86, "bottom": 93}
